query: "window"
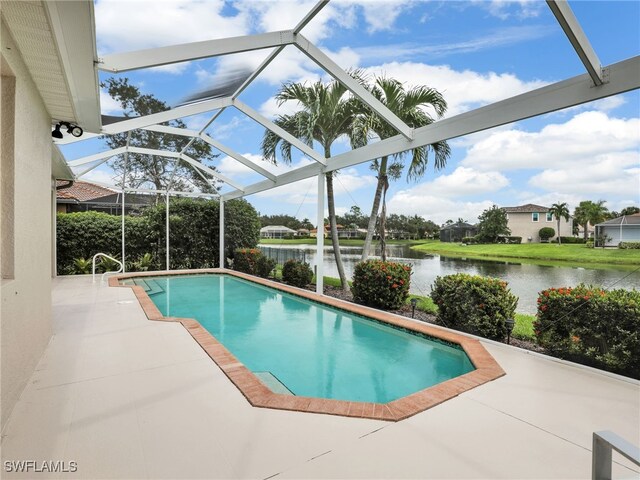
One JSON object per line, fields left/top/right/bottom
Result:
{"left": 532, "top": 212, "right": 539, "bottom": 222}
{"left": 546, "top": 212, "right": 553, "bottom": 222}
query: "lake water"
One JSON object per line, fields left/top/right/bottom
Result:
{"left": 259, "top": 244, "right": 640, "bottom": 314}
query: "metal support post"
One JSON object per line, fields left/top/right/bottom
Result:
{"left": 315, "top": 173, "right": 325, "bottom": 294}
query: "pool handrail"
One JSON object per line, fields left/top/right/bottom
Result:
{"left": 592, "top": 430, "right": 640, "bottom": 480}
{"left": 92, "top": 253, "right": 124, "bottom": 284}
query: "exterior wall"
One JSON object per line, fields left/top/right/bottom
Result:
{"left": 507, "top": 212, "right": 573, "bottom": 242}
{"left": 600, "top": 225, "right": 640, "bottom": 247}
{"left": 0, "top": 22, "right": 53, "bottom": 431}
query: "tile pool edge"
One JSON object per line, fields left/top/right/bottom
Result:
{"left": 110, "top": 269, "right": 505, "bottom": 421}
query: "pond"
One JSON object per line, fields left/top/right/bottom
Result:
{"left": 259, "top": 244, "right": 640, "bottom": 314}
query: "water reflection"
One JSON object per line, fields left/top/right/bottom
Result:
{"left": 265, "top": 244, "right": 640, "bottom": 313}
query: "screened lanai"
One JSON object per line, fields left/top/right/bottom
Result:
{"left": 56, "top": 0, "right": 640, "bottom": 294}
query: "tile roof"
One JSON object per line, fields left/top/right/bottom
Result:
{"left": 596, "top": 213, "right": 640, "bottom": 226}
{"left": 55, "top": 181, "right": 115, "bottom": 202}
{"left": 503, "top": 203, "right": 549, "bottom": 213}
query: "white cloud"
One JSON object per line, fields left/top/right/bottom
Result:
{"left": 357, "top": 0, "right": 410, "bottom": 33}
{"left": 99, "top": 89, "right": 123, "bottom": 115}
{"left": 94, "top": 0, "right": 248, "bottom": 54}
{"left": 462, "top": 111, "right": 640, "bottom": 171}
{"left": 361, "top": 62, "right": 547, "bottom": 116}
{"left": 385, "top": 167, "right": 509, "bottom": 224}
{"left": 77, "top": 168, "right": 118, "bottom": 186}
{"left": 529, "top": 152, "right": 640, "bottom": 197}
{"left": 388, "top": 194, "right": 494, "bottom": 225}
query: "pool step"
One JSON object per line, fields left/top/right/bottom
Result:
{"left": 254, "top": 372, "right": 295, "bottom": 395}
{"left": 136, "top": 279, "right": 165, "bottom": 296}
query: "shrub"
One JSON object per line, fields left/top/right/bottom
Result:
{"left": 430, "top": 274, "right": 518, "bottom": 341}
{"left": 129, "top": 253, "right": 156, "bottom": 272}
{"left": 559, "top": 236, "right": 586, "bottom": 244}
{"left": 281, "top": 260, "right": 313, "bottom": 287}
{"left": 462, "top": 236, "right": 478, "bottom": 244}
{"left": 500, "top": 236, "right": 522, "bottom": 244}
{"left": 586, "top": 240, "right": 594, "bottom": 248}
{"left": 535, "top": 285, "right": 640, "bottom": 378}
{"left": 539, "top": 227, "right": 555, "bottom": 242}
{"left": 351, "top": 260, "right": 411, "bottom": 310}
{"left": 619, "top": 241, "right": 640, "bottom": 249}
{"left": 73, "top": 257, "right": 92, "bottom": 274}
{"left": 255, "top": 255, "right": 276, "bottom": 278}
{"left": 233, "top": 248, "right": 262, "bottom": 275}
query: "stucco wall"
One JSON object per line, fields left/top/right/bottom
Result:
{"left": 507, "top": 212, "right": 573, "bottom": 242}
{"left": 1, "top": 21, "right": 53, "bottom": 430}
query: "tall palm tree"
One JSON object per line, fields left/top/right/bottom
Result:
{"left": 261, "top": 78, "right": 366, "bottom": 292}
{"left": 548, "top": 202, "right": 570, "bottom": 244}
{"left": 574, "top": 200, "right": 609, "bottom": 240}
{"left": 358, "top": 77, "right": 450, "bottom": 262}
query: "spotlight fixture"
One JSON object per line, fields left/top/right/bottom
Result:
{"left": 410, "top": 297, "right": 418, "bottom": 318}
{"left": 51, "top": 121, "right": 83, "bottom": 139}
{"left": 51, "top": 123, "right": 63, "bottom": 139}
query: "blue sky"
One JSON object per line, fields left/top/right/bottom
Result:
{"left": 60, "top": 0, "right": 640, "bottom": 225}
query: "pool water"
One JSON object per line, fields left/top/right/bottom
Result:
{"left": 128, "top": 274, "right": 474, "bottom": 403}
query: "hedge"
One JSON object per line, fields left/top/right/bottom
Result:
{"left": 534, "top": 285, "right": 640, "bottom": 378}
{"left": 351, "top": 260, "right": 411, "bottom": 309}
{"left": 559, "top": 236, "right": 586, "bottom": 244}
{"left": 56, "top": 198, "right": 260, "bottom": 274}
{"left": 431, "top": 274, "right": 518, "bottom": 341}
{"left": 619, "top": 242, "right": 640, "bottom": 249}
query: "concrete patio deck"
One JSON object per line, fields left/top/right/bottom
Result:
{"left": 1, "top": 275, "right": 638, "bottom": 479}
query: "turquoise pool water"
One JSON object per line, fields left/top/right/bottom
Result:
{"left": 127, "top": 274, "right": 474, "bottom": 403}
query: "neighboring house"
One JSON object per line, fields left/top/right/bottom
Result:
{"left": 503, "top": 204, "right": 573, "bottom": 242}
{"left": 296, "top": 228, "right": 310, "bottom": 237}
{"left": 56, "top": 180, "right": 155, "bottom": 214}
{"left": 440, "top": 222, "right": 478, "bottom": 242}
{"left": 594, "top": 214, "right": 640, "bottom": 247}
{"left": 260, "top": 225, "right": 296, "bottom": 239}
{"left": 1, "top": 1, "right": 100, "bottom": 430}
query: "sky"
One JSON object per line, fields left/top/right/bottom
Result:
{"left": 59, "top": 0, "right": 640, "bottom": 225}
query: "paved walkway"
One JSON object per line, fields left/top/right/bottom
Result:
{"left": 1, "top": 275, "right": 638, "bottom": 479}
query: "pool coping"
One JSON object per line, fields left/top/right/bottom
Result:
{"left": 110, "top": 269, "right": 506, "bottom": 422}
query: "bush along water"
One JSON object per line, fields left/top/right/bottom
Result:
{"left": 431, "top": 274, "right": 518, "bottom": 341}
{"left": 281, "top": 260, "right": 314, "bottom": 288}
{"left": 351, "top": 260, "right": 411, "bottom": 310}
{"left": 534, "top": 285, "right": 640, "bottom": 378}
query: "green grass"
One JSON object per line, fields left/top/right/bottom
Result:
{"left": 513, "top": 313, "right": 536, "bottom": 341}
{"left": 407, "top": 294, "right": 438, "bottom": 315}
{"left": 259, "top": 238, "right": 424, "bottom": 247}
{"left": 411, "top": 240, "right": 640, "bottom": 266}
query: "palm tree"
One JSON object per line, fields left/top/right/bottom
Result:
{"left": 574, "top": 200, "right": 609, "bottom": 240}
{"left": 261, "top": 78, "right": 366, "bottom": 292}
{"left": 548, "top": 202, "right": 570, "bottom": 244}
{"left": 358, "top": 77, "right": 450, "bottom": 262}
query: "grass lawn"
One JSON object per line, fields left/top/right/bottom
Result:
{"left": 411, "top": 240, "right": 640, "bottom": 266}
{"left": 259, "top": 238, "right": 424, "bottom": 247}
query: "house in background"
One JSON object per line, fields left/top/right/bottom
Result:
{"left": 503, "top": 204, "right": 573, "bottom": 242}
{"left": 260, "top": 225, "right": 296, "bottom": 239}
{"left": 594, "top": 213, "right": 640, "bottom": 247}
{"left": 440, "top": 222, "right": 478, "bottom": 242}
{"left": 56, "top": 180, "right": 156, "bottom": 214}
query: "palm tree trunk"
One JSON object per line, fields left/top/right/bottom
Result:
{"left": 557, "top": 218, "right": 561, "bottom": 244}
{"left": 326, "top": 172, "right": 349, "bottom": 292}
{"left": 361, "top": 157, "right": 388, "bottom": 262}
{"left": 379, "top": 176, "right": 389, "bottom": 261}
{"left": 583, "top": 222, "right": 589, "bottom": 240}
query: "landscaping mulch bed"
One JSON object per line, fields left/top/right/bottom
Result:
{"left": 318, "top": 284, "right": 546, "bottom": 354}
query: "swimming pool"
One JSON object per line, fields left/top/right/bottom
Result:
{"left": 116, "top": 270, "right": 504, "bottom": 420}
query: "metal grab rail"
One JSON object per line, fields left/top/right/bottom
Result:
{"left": 592, "top": 431, "right": 640, "bottom": 480}
{"left": 92, "top": 253, "right": 124, "bottom": 284}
